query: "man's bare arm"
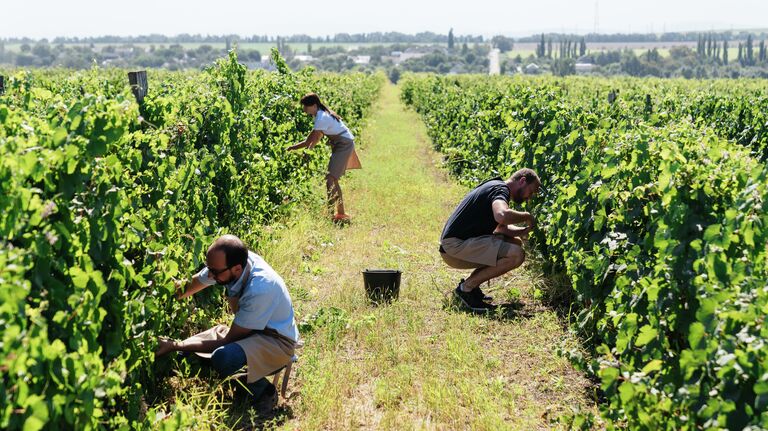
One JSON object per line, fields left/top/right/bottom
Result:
{"left": 492, "top": 200, "right": 535, "bottom": 226}
{"left": 175, "top": 323, "right": 251, "bottom": 353}
{"left": 175, "top": 275, "right": 210, "bottom": 300}
{"left": 155, "top": 323, "right": 253, "bottom": 357}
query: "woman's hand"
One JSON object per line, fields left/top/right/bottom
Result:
{"left": 289, "top": 131, "right": 324, "bottom": 151}
{"left": 288, "top": 141, "right": 313, "bottom": 151}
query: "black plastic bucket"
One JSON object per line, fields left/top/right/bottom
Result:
{"left": 362, "top": 269, "right": 401, "bottom": 304}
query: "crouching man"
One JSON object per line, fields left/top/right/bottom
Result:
{"left": 440, "top": 169, "right": 541, "bottom": 312}
{"left": 155, "top": 234, "right": 299, "bottom": 404}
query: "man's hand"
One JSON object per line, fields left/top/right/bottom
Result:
{"left": 525, "top": 212, "right": 537, "bottom": 229}
{"left": 287, "top": 142, "right": 302, "bottom": 151}
{"left": 155, "top": 338, "right": 178, "bottom": 358}
{"left": 519, "top": 225, "right": 532, "bottom": 241}
{"left": 175, "top": 275, "right": 209, "bottom": 300}
{"left": 227, "top": 296, "right": 239, "bottom": 314}
{"left": 519, "top": 217, "right": 537, "bottom": 240}
{"left": 515, "top": 211, "right": 535, "bottom": 229}
{"left": 495, "top": 224, "right": 527, "bottom": 239}
{"left": 173, "top": 278, "right": 187, "bottom": 300}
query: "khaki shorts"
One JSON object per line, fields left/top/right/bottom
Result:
{"left": 440, "top": 235, "right": 512, "bottom": 268}
{"left": 328, "top": 137, "right": 355, "bottom": 179}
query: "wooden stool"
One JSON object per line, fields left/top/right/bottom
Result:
{"left": 267, "top": 354, "right": 298, "bottom": 398}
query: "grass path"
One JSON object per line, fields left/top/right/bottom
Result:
{"left": 253, "top": 82, "right": 598, "bottom": 429}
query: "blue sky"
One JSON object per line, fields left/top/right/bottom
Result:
{"left": 3, "top": 0, "right": 767, "bottom": 39}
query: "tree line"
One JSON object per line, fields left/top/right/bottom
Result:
{"left": 518, "top": 30, "right": 768, "bottom": 43}
{"left": 1, "top": 32, "right": 485, "bottom": 45}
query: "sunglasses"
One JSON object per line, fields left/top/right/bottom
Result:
{"left": 207, "top": 265, "right": 233, "bottom": 277}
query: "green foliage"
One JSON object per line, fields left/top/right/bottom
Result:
{"left": 402, "top": 73, "right": 768, "bottom": 429}
{"left": 491, "top": 35, "right": 514, "bottom": 53}
{"left": 0, "top": 52, "right": 382, "bottom": 429}
{"left": 552, "top": 58, "right": 576, "bottom": 76}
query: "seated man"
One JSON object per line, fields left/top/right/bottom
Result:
{"left": 155, "top": 234, "right": 299, "bottom": 403}
{"left": 439, "top": 168, "right": 541, "bottom": 312}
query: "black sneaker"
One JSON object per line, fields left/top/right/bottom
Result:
{"left": 473, "top": 286, "right": 493, "bottom": 302}
{"left": 453, "top": 282, "right": 494, "bottom": 313}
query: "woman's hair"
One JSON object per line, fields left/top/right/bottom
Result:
{"left": 301, "top": 93, "right": 342, "bottom": 122}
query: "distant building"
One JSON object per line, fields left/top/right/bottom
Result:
{"left": 244, "top": 59, "right": 276, "bottom": 71}
{"left": 294, "top": 55, "right": 314, "bottom": 62}
{"left": 388, "top": 52, "right": 427, "bottom": 65}
{"left": 351, "top": 55, "right": 371, "bottom": 65}
{"left": 575, "top": 63, "right": 596, "bottom": 74}
{"left": 524, "top": 63, "right": 540, "bottom": 74}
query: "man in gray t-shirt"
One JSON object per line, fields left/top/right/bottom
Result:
{"left": 440, "top": 168, "right": 541, "bottom": 312}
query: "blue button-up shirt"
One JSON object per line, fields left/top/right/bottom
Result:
{"left": 196, "top": 251, "right": 299, "bottom": 342}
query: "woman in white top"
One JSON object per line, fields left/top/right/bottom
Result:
{"left": 288, "top": 93, "right": 360, "bottom": 223}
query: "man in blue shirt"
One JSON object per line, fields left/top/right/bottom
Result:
{"left": 155, "top": 235, "right": 299, "bottom": 404}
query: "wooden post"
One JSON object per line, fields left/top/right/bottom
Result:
{"left": 128, "top": 71, "right": 148, "bottom": 103}
{"left": 0, "top": 76, "right": 4, "bottom": 95}
{"left": 607, "top": 90, "right": 616, "bottom": 104}
{"left": 644, "top": 94, "right": 652, "bottom": 113}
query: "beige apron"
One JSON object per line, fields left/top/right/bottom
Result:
{"left": 183, "top": 283, "right": 296, "bottom": 383}
{"left": 326, "top": 132, "right": 361, "bottom": 178}
{"left": 186, "top": 325, "right": 295, "bottom": 383}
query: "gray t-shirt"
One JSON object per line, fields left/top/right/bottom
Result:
{"left": 196, "top": 251, "right": 299, "bottom": 341}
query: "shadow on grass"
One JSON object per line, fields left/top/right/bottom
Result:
{"left": 434, "top": 259, "right": 578, "bottom": 322}
{"left": 187, "top": 372, "right": 296, "bottom": 431}
{"left": 440, "top": 289, "right": 543, "bottom": 321}
{"left": 491, "top": 300, "right": 533, "bottom": 319}
{"left": 225, "top": 381, "right": 295, "bottom": 431}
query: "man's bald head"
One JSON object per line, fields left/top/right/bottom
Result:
{"left": 207, "top": 234, "right": 248, "bottom": 269}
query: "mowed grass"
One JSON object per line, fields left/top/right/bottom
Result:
{"left": 151, "top": 81, "right": 600, "bottom": 430}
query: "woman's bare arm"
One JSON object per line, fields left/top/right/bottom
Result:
{"left": 288, "top": 130, "right": 324, "bottom": 150}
